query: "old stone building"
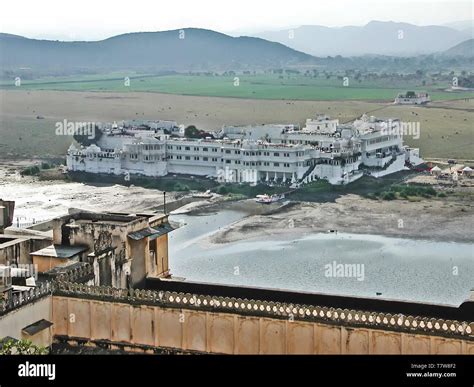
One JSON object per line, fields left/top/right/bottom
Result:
{"left": 46, "top": 211, "right": 173, "bottom": 288}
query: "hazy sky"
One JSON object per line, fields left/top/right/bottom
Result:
{"left": 0, "top": 0, "right": 471, "bottom": 40}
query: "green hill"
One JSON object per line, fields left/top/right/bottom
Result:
{"left": 0, "top": 29, "right": 314, "bottom": 74}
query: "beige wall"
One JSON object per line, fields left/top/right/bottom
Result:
{"left": 0, "top": 296, "right": 52, "bottom": 341}
{"left": 0, "top": 237, "right": 51, "bottom": 266}
{"left": 21, "top": 327, "right": 52, "bottom": 348}
{"left": 52, "top": 296, "right": 474, "bottom": 354}
{"left": 32, "top": 255, "right": 71, "bottom": 273}
{"left": 145, "top": 235, "right": 169, "bottom": 279}
{"left": 156, "top": 234, "right": 169, "bottom": 276}
{"left": 128, "top": 239, "right": 147, "bottom": 286}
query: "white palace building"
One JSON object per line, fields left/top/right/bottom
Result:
{"left": 66, "top": 115, "right": 423, "bottom": 186}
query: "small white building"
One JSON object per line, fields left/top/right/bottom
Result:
{"left": 395, "top": 91, "right": 430, "bottom": 105}
{"left": 462, "top": 166, "right": 473, "bottom": 177}
{"left": 430, "top": 166, "right": 442, "bottom": 176}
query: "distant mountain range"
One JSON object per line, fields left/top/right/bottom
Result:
{"left": 443, "top": 20, "right": 474, "bottom": 36}
{"left": 0, "top": 22, "right": 472, "bottom": 76}
{"left": 442, "top": 38, "right": 474, "bottom": 57}
{"left": 0, "top": 28, "right": 314, "bottom": 73}
{"left": 255, "top": 20, "right": 473, "bottom": 57}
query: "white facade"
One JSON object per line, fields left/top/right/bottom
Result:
{"left": 394, "top": 92, "right": 430, "bottom": 105}
{"left": 67, "top": 115, "right": 422, "bottom": 186}
{"left": 303, "top": 115, "right": 339, "bottom": 134}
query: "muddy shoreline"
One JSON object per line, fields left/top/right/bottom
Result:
{"left": 1, "top": 161, "right": 472, "bottom": 244}
{"left": 201, "top": 194, "right": 474, "bottom": 244}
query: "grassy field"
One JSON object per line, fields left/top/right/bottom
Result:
{"left": 0, "top": 116, "right": 71, "bottom": 159}
{"left": 1, "top": 89, "right": 472, "bottom": 160}
{"left": 1, "top": 73, "right": 472, "bottom": 101}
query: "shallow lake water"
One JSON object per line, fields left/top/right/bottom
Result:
{"left": 169, "top": 209, "right": 474, "bottom": 306}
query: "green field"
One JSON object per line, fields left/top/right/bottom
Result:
{"left": 1, "top": 73, "right": 472, "bottom": 101}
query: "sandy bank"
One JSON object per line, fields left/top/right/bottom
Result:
{"left": 0, "top": 165, "right": 178, "bottom": 220}
{"left": 208, "top": 194, "right": 474, "bottom": 244}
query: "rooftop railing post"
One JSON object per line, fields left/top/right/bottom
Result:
{"left": 163, "top": 191, "right": 166, "bottom": 214}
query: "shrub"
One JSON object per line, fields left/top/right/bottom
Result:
{"left": 20, "top": 165, "right": 40, "bottom": 176}
{"left": 217, "top": 186, "right": 229, "bottom": 195}
{"left": 424, "top": 186, "right": 437, "bottom": 196}
{"left": 0, "top": 339, "right": 48, "bottom": 355}
{"left": 173, "top": 182, "right": 190, "bottom": 192}
{"left": 382, "top": 191, "right": 396, "bottom": 200}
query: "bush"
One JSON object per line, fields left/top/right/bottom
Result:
{"left": 41, "top": 162, "right": 52, "bottom": 169}
{"left": 184, "top": 125, "right": 200, "bottom": 138}
{"left": 73, "top": 126, "right": 103, "bottom": 146}
{"left": 173, "top": 182, "right": 190, "bottom": 192}
{"left": 217, "top": 186, "right": 229, "bottom": 195}
{"left": 399, "top": 190, "right": 409, "bottom": 198}
{"left": 20, "top": 165, "right": 40, "bottom": 176}
{"left": 382, "top": 191, "right": 396, "bottom": 200}
{"left": 390, "top": 184, "right": 437, "bottom": 198}
{"left": 424, "top": 186, "right": 437, "bottom": 196}
{"left": 0, "top": 339, "right": 48, "bottom": 355}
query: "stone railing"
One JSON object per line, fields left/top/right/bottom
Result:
{"left": 55, "top": 263, "right": 94, "bottom": 284}
{"left": 0, "top": 263, "right": 94, "bottom": 317}
{"left": 55, "top": 282, "right": 474, "bottom": 341}
{"left": 0, "top": 281, "right": 53, "bottom": 316}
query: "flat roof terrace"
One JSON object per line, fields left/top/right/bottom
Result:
{"left": 58, "top": 212, "right": 142, "bottom": 226}
{"left": 30, "top": 244, "right": 88, "bottom": 258}
{"left": 73, "top": 218, "right": 132, "bottom": 226}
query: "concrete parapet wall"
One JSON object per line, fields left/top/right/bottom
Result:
{"left": 51, "top": 284, "right": 474, "bottom": 354}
